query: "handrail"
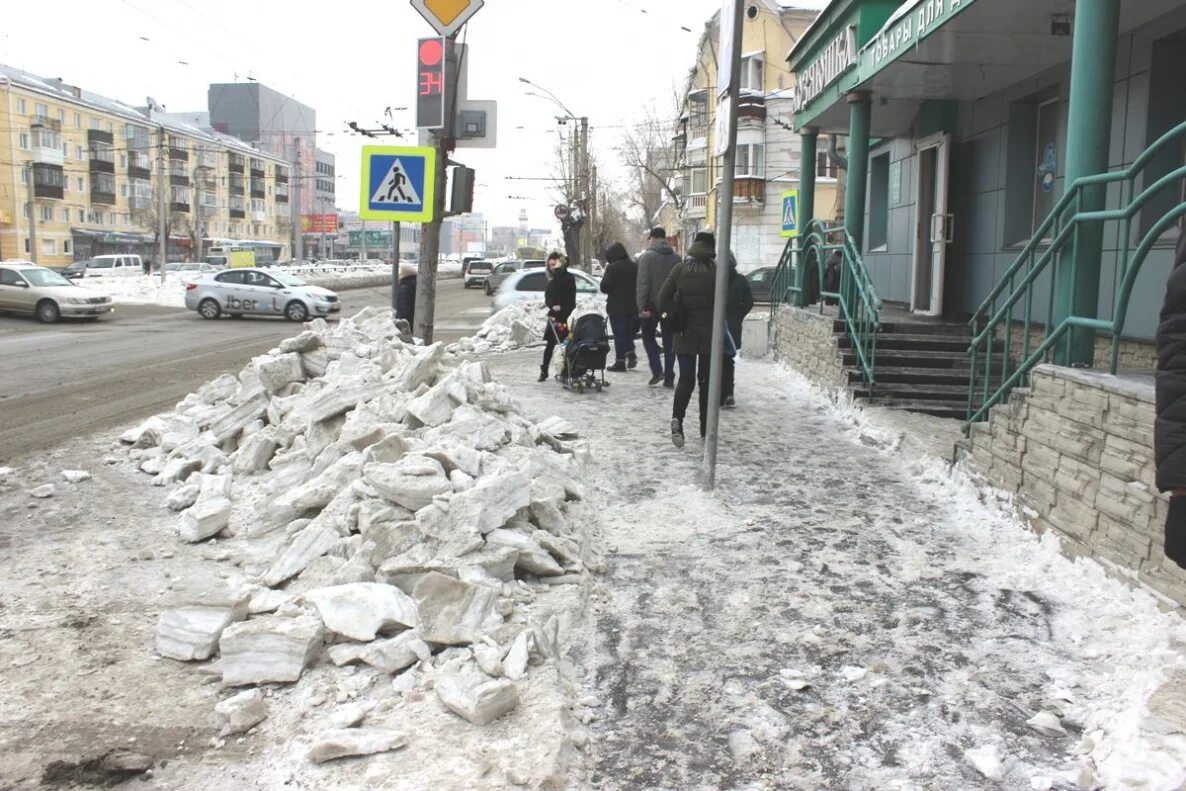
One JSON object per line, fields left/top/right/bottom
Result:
{"left": 771, "top": 219, "right": 882, "bottom": 386}
{"left": 966, "top": 120, "right": 1186, "bottom": 425}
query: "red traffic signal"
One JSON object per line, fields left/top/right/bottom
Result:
{"left": 417, "top": 37, "right": 446, "bottom": 130}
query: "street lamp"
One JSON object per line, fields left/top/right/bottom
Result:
{"left": 517, "top": 77, "right": 578, "bottom": 121}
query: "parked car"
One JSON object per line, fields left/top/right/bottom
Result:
{"left": 491, "top": 268, "right": 602, "bottom": 312}
{"left": 745, "top": 266, "right": 777, "bottom": 303}
{"left": 483, "top": 259, "right": 547, "bottom": 295}
{"left": 82, "top": 254, "right": 144, "bottom": 278}
{"left": 184, "top": 268, "right": 341, "bottom": 321}
{"left": 62, "top": 259, "right": 93, "bottom": 281}
{"left": 165, "top": 262, "right": 219, "bottom": 275}
{"left": 0, "top": 261, "right": 113, "bottom": 322}
{"left": 463, "top": 260, "right": 493, "bottom": 288}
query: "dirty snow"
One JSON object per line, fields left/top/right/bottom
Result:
{"left": 448, "top": 298, "right": 606, "bottom": 356}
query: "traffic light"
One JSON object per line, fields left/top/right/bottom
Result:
{"left": 416, "top": 37, "right": 446, "bottom": 130}
{"left": 450, "top": 166, "right": 475, "bottom": 214}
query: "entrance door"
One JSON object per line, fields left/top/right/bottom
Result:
{"left": 911, "top": 132, "right": 952, "bottom": 316}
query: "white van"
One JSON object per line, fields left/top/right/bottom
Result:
{"left": 83, "top": 254, "right": 144, "bottom": 278}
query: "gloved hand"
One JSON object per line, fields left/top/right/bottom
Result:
{"left": 1165, "top": 496, "right": 1186, "bottom": 569}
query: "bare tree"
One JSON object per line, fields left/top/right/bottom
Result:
{"left": 619, "top": 108, "right": 683, "bottom": 237}
{"left": 132, "top": 187, "right": 196, "bottom": 265}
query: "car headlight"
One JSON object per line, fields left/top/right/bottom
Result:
{"left": 66, "top": 297, "right": 87, "bottom": 305}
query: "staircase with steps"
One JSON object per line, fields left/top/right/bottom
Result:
{"left": 834, "top": 318, "right": 1000, "bottom": 420}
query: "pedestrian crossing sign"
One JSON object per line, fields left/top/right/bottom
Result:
{"left": 780, "top": 190, "right": 799, "bottom": 238}
{"left": 359, "top": 145, "right": 437, "bottom": 222}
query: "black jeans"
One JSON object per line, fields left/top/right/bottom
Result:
{"left": 641, "top": 315, "right": 675, "bottom": 382}
{"left": 542, "top": 320, "right": 568, "bottom": 373}
{"left": 608, "top": 313, "right": 636, "bottom": 363}
{"left": 673, "top": 353, "right": 711, "bottom": 436}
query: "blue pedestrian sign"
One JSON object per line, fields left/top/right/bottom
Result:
{"left": 780, "top": 190, "right": 799, "bottom": 238}
{"left": 359, "top": 145, "right": 437, "bottom": 222}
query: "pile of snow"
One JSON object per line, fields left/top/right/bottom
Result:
{"left": 80, "top": 274, "right": 191, "bottom": 307}
{"left": 448, "top": 298, "right": 605, "bottom": 356}
{"left": 119, "top": 306, "right": 590, "bottom": 761}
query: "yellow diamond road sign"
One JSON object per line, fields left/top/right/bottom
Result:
{"left": 410, "top": 0, "right": 484, "bottom": 37}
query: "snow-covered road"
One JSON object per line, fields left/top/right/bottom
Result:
{"left": 488, "top": 350, "right": 1186, "bottom": 790}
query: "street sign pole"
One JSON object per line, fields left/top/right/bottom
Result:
{"left": 391, "top": 220, "right": 400, "bottom": 312}
{"left": 703, "top": 0, "right": 744, "bottom": 490}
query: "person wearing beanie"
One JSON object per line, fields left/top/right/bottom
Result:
{"left": 636, "top": 226, "right": 681, "bottom": 386}
{"left": 600, "top": 242, "right": 639, "bottom": 372}
{"left": 539, "top": 251, "right": 577, "bottom": 382}
{"left": 722, "top": 252, "right": 754, "bottom": 407}
{"left": 658, "top": 231, "right": 718, "bottom": 447}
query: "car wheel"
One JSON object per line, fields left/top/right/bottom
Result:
{"left": 198, "top": 298, "right": 222, "bottom": 320}
{"left": 285, "top": 301, "right": 309, "bottom": 322}
{"left": 484, "top": 282, "right": 493, "bottom": 296}
{"left": 36, "top": 300, "right": 60, "bottom": 324}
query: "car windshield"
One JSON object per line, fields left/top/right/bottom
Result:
{"left": 272, "top": 272, "right": 306, "bottom": 287}
{"left": 24, "top": 268, "right": 72, "bottom": 287}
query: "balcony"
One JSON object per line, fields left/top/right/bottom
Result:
{"left": 87, "top": 128, "right": 113, "bottom": 145}
{"left": 30, "top": 132, "right": 64, "bottom": 166}
{"left": 733, "top": 176, "right": 765, "bottom": 203}
{"left": 228, "top": 154, "right": 245, "bottom": 174}
{"left": 250, "top": 179, "right": 266, "bottom": 199}
{"left": 737, "top": 94, "right": 766, "bottom": 123}
{"left": 31, "top": 163, "right": 65, "bottom": 200}
{"left": 275, "top": 191, "right": 288, "bottom": 204}
{"left": 230, "top": 209, "right": 246, "bottom": 219}
{"left": 250, "top": 166, "right": 265, "bottom": 179}
{"left": 688, "top": 126, "right": 708, "bottom": 150}
{"left": 129, "top": 196, "right": 153, "bottom": 211}
{"left": 197, "top": 149, "right": 218, "bottom": 169}
{"left": 170, "top": 202, "right": 191, "bottom": 213}
{"left": 686, "top": 193, "right": 708, "bottom": 219}
{"left": 91, "top": 187, "right": 116, "bottom": 206}
{"left": 275, "top": 170, "right": 288, "bottom": 184}
{"left": 252, "top": 210, "right": 267, "bottom": 222}
{"left": 170, "top": 173, "right": 191, "bottom": 187}
{"left": 169, "top": 145, "right": 189, "bottom": 162}
{"left": 127, "top": 156, "right": 151, "bottom": 180}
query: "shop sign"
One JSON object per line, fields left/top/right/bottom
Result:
{"left": 793, "top": 26, "right": 857, "bottom": 113}
{"left": 861, "top": 0, "right": 977, "bottom": 78}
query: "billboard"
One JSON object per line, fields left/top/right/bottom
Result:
{"left": 301, "top": 214, "right": 339, "bottom": 234}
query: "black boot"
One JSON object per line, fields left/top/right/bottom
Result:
{"left": 607, "top": 361, "right": 627, "bottom": 373}
{"left": 1167, "top": 497, "right": 1186, "bottom": 569}
{"left": 671, "top": 419, "right": 685, "bottom": 448}
{"left": 627, "top": 352, "right": 638, "bottom": 369}
{"left": 538, "top": 365, "right": 549, "bottom": 382}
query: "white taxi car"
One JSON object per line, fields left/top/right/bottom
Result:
{"left": 185, "top": 268, "right": 340, "bottom": 321}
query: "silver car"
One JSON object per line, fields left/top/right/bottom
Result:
{"left": 0, "top": 261, "right": 113, "bottom": 322}
{"left": 184, "top": 268, "right": 341, "bottom": 321}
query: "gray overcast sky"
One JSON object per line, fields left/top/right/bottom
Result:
{"left": 0, "top": 0, "right": 826, "bottom": 231}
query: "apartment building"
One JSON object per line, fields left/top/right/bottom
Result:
{"left": 0, "top": 65, "right": 292, "bottom": 267}
{"left": 664, "top": 1, "right": 837, "bottom": 270}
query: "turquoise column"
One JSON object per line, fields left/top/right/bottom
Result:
{"left": 794, "top": 126, "right": 818, "bottom": 307}
{"left": 843, "top": 92, "right": 872, "bottom": 250}
{"left": 1054, "top": 0, "right": 1121, "bottom": 367}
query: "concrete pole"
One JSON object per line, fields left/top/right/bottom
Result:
{"left": 795, "top": 126, "right": 819, "bottom": 307}
{"left": 391, "top": 220, "right": 400, "bottom": 311}
{"left": 843, "top": 92, "right": 872, "bottom": 251}
{"left": 1054, "top": 0, "right": 1121, "bottom": 367}
{"left": 703, "top": 0, "right": 744, "bottom": 490}
{"left": 157, "top": 127, "right": 167, "bottom": 282}
{"left": 361, "top": 221, "right": 368, "bottom": 262}
{"left": 25, "top": 161, "right": 38, "bottom": 264}
{"left": 294, "top": 145, "right": 304, "bottom": 262}
{"left": 579, "top": 116, "right": 589, "bottom": 270}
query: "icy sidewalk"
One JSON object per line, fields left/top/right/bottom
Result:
{"left": 486, "top": 351, "right": 1186, "bottom": 791}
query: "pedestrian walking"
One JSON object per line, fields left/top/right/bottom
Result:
{"left": 658, "top": 231, "right": 719, "bottom": 448}
{"left": 600, "top": 242, "right": 639, "bottom": 372}
{"left": 395, "top": 262, "right": 417, "bottom": 327}
{"left": 636, "top": 227, "right": 681, "bottom": 387}
{"left": 1155, "top": 227, "right": 1186, "bottom": 569}
{"left": 539, "top": 252, "right": 577, "bottom": 382}
{"left": 722, "top": 253, "right": 755, "bottom": 407}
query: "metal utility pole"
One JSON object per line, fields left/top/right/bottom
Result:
{"left": 25, "top": 160, "right": 38, "bottom": 264}
{"left": 578, "top": 116, "right": 589, "bottom": 269}
{"left": 157, "top": 127, "right": 167, "bottom": 283}
{"left": 703, "top": 0, "right": 744, "bottom": 490}
{"left": 361, "top": 221, "right": 368, "bottom": 262}
{"left": 293, "top": 146, "right": 304, "bottom": 262}
{"left": 391, "top": 220, "right": 401, "bottom": 311}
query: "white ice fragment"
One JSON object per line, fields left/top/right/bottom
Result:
{"left": 307, "top": 728, "right": 407, "bottom": 763}
{"left": 841, "top": 666, "right": 867, "bottom": 683}
{"left": 963, "top": 744, "right": 1004, "bottom": 781}
{"left": 215, "top": 689, "right": 268, "bottom": 735}
{"left": 61, "top": 470, "right": 91, "bottom": 483}
{"left": 29, "top": 484, "right": 55, "bottom": 499}
{"left": 1026, "top": 711, "right": 1067, "bottom": 737}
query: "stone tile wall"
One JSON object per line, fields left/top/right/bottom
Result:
{"left": 769, "top": 306, "right": 848, "bottom": 393}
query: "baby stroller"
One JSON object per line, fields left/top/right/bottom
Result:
{"left": 552, "top": 313, "right": 611, "bottom": 392}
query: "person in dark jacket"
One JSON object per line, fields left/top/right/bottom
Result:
{"left": 540, "top": 252, "right": 577, "bottom": 382}
{"left": 658, "top": 231, "right": 719, "bottom": 447}
{"left": 600, "top": 242, "right": 638, "bottom": 372}
{"left": 822, "top": 248, "right": 842, "bottom": 306}
{"left": 636, "top": 227, "right": 681, "bottom": 387}
{"left": 395, "top": 263, "right": 417, "bottom": 328}
{"left": 722, "top": 253, "right": 754, "bottom": 407}
{"left": 1156, "top": 229, "right": 1186, "bottom": 568}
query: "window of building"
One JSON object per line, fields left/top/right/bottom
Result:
{"left": 16, "top": 98, "right": 26, "bottom": 114}
{"left": 63, "top": 239, "right": 72, "bottom": 255}
{"left": 1004, "top": 87, "right": 1061, "bottom": 245}
{"left": 120, "top": 154, "right": 127, "bottom": 168}
{"left": 89, "top": 118, "right": 100, "bottom": 130}
{"left": 24, "top": 238, "right": 30, "bottom": 254}
{"left": 691, "top": 167, "right": 708, "bottom": 195}
{"left": 868, "top": 152, "right": 890, "bottom": 251}
{"left": 106, "top": 121, "right": 113, "bottom": 133}
{"left": 121, "top": 183, "right": 128, "bottom": 198}
{"left": 34, "top": 103, "right": 47, "bottom": 119}
{"left": 94, "top": 211, "right": 104, "bottom": 225}
{"left": 816, "top": 136, "right": 840, "bottom": 180}
{"left": 57, "top": 109, "right": 65, "bottom": 123}
{"left": 41, "top": 238, "right": 55, "bottom": 256}
{"left": 1141, "top": 30, "right": 1186, "bottom": 241}
{"left": 40, "top": 205, "right": 53, "bottom": 222}
{"left": 76, "top": 145, "right": 84, "bottom": 161}
{"left": 740, "top": 56, "right": 764, "bottom": 93}
{"left": 77, "top": 177, "right": 85, "bottom": 192}
{"left": 94, "top": 172, "right": 116, "bottom": 195}
{"left": 63, "top": 208, "right": 70, "bottom": 222}
{"left": 689, "top": 92, "right": 709, "bottom": 131}
{"left": 18, "top": 132, "right": 28, "bottom": 150}
{"left": 735, "top": 144, "right": 765, "bottom": 178}
{"left": 23, "top": 204, "right": 29, "bottom": 218}
{"left": 74, "top": 112, "right": 81, "bottom": 128}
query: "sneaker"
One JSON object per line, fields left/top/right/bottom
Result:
{"left": 671, "top": 419, "right": 685, "bottom": 448}
{"left": 538, "top": 368, "right": 549, "bottom": 383}
{"left": 627, "top": 353, "right": 638, "bottom": 370}
{"left": 663, "top": 379, "right": 675, "bottom": 389}
{"left": 724, "top": 396, "right": 736, "bottom": 408}
{"left": 607, "top": 362, "right": 627, "bottom": 373}
{"left": 648, "top": 374, "right": 664, "bottom": 386}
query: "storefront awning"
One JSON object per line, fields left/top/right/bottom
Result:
{"left": 71, "top": 228, "right": 155, "bottom": 244}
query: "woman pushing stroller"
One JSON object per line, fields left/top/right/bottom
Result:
{"left": 539, "top": 251, "right": 578, "bottom": 382}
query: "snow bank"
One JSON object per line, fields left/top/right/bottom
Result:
{"left": 448, "top": 298, "right": 605, "bottom": 356}
{"left": 118, "top": 307, "right": 590, "bottom": 776}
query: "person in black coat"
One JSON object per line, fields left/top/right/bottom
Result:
{"left": 394, "top": 263, "right": 417, "bottom": 328}
{"left": 722, "top": 253, "right": 754, "bottom": 407}
{"left": 1156, "top": 228, "right": 1186, "bottom": 568}
{"left": 658, "top": 231, "right": 718, "bottom": 446}
{"left": 600, "top": 242, "right": 638, "bottom": 372}
{"left": 539, "top": 252, "right": 577, "bottom": 382}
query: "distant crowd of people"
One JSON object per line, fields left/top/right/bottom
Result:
{"left": 538, "top": 226, "right": 754, "bottom": 448}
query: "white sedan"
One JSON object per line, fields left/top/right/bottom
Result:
{"left": 184, "top": 268, "right": 340, "bottom": 321}
{"left": 491, "top": 269, "right": 603, "bottom": 312}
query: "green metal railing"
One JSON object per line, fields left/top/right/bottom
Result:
{"left": 771, "top": 219, "right": 883, "bottom": 386}
{"left": 967, "top": 120, "right": 1186, "bottom": 424}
